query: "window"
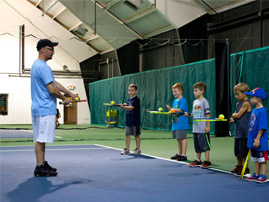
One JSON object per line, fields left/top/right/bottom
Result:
{"left": 0, "top": 94, "right": 8, "bottom": 115}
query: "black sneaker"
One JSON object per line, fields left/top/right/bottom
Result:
{"left": 171, "top": 154, "right": 181, "bottom": 160}
{"left": 231, "top": 165, "right": 242, "bottom": 174}
{"left": 201, "top": 161, "right": 212, "bottom": 168}
{"left": 34, "top": 164, "right": 57, "bottom": 177}
{"left": 236, "top": 167, "right": 250, "bottom": 176}
{"left": 177, "top": 155, "right": 188, "bottom": 161}
{"left": 43, "top": 161, "right": 57, "bottom": 172}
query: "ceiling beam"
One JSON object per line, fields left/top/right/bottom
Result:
{"left": 93, "top": 0, "right": 144, "bottom": 39}
{"left": 42, "top": 0, "right": 59, "bottom": 16}
{"left": 86, "top": 35, "right": 99, "bottom": 42}
{"left": 52, "top": 7, "right": 66, "bottom": 19}
{"left": 124, "top": 7, "right": 155, "bottom": 24}
{"left": 68, "top": 21, "right": 83, "bottom": 32}
{"left": 35, "top": 0, "right": 43, "bottom": 7}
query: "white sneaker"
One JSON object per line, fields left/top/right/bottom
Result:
{"left": 131, "top": 148, "right": 141, "bottom": 155}
{"left": 120, "top": 148, "right": 130, "bottom": 155}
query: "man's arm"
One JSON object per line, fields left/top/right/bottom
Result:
{"left": 55, "top": 81, "right": 77, "bottom": 100}
{"left": 47, "top": 82, "right": 69, "bottom": 103}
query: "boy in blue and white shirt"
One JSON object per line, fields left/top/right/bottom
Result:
{"left": 245, "top": 88, "right": 268, "bottom": 183}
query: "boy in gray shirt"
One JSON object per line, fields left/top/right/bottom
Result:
{"left": 189, "top": 82, "right": 212, "bottom": 168}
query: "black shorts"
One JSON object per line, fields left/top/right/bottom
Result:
{"left": 234, "top": 138, "right": 248, "bottom": 158}
{"left": 193, "top": 133, "right": 211, "bottom": 153}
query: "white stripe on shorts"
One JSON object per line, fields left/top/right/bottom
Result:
{"left": 32, "top": 115, "right": 56, "bottom": 143}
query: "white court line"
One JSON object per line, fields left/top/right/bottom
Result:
{"left": 55, "top": 136, "right": 62, "bottom": 139}
{"left": 93, "top": 144, "right": 232, "bottom": 175}
{"left": 0, "top": 147, "right": 108, "bottom": 152}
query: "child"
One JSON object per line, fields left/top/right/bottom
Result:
{"left": 166, "top": 83, "right": 189, "bottom": 161}
{"left": 230, "top": 83, "right": 252, "bottom": 176}
{"left": 189, "top": 82, "right": 212, "bottom": 168}
{"left": 56, "top": 108, "right": 61, "bottom": 128}
{"left": 245, "top": 88, "right": 268, "bottom": 183}
{"left": 120, "top": 84, "right": 141, "bottom": 155}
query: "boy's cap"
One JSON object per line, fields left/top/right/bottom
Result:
{"left": 244, "top": 88, "right": 267, "bottom": 100}
{"left": 37, "top": 39, "right": 58, "bottom": 51}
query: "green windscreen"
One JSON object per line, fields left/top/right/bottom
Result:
{"left": 89, "top": 59, "right": 216, "bottom": 133}
{"left": 90, "top": 46, "right": 269, "bottom": 134}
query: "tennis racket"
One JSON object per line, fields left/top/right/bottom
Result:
{"left": 241, "top": 149, "right": 251, "bottom": 179}
{"left": 103, "top": 103, "right": 121, "bottom": 106}
{"left": 194, "top": 117, "right": 227, "bottom": 122}
{"left": 59, "top": 99, "right": 87, "bottom": 105}
{"left": 146, "top": 110, "right": 191, "bottom": 116}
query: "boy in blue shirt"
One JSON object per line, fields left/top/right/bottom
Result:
{"left": 166, "top": 83, "right": 189, "bottom": 161}
{"left": 245, "top": 88, "right": 268, "bottom": 183}
{"left": 120, "top": 84, "right": 141, "bottom": 155}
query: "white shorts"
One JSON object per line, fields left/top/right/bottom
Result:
{"left": 32, "top": 115, "right": 56, "bottom": 143}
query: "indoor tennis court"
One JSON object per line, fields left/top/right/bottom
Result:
{"left": 1, "top": 0, "right": 269, "bottom": 202}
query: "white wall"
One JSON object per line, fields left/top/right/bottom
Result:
{"left": 0, "top": 0, "right": 91, "bottom": 125}
{"left": 0, "top": 75, "right": 90, "bottom": 125}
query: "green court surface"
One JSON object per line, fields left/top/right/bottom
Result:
{"left": 0, "top": 124, "right": 268, "bottom": 176}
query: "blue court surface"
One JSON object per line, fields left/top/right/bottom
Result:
{"left": 1, "top": 144, "right": 268, "bottom": 202}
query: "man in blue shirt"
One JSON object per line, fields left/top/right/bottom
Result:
{"left": 31, "top": 39, "right": 77, "bottom": 177}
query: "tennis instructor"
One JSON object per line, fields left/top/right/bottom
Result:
{"left": 31, "top": 39, "right": 78, "bottom": 176}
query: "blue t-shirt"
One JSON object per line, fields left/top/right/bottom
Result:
{"left": 31, "top": 59, "right": 57, "bottom": 116}
{"left": 172, "top": 97, "right": 189, "bottom": 131}
{"left": 247, "top": 107, "right": 268, "bottom": 151}
{"left": 125, "top": 96, "right": 140, "bottom": 127}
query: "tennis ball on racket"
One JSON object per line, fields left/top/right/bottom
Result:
{"left": 219, "top": 114, "right": 225, "bottom": 119}
{"left": 75, "top": 97, "right": 79, "bottom": 101}
{"left": 111, "top": 101, "right": 115, "bottom": 105}
{"left": 170, "top": 109, "right": 175, "bottom": 113}
{"left": 158, "top": 107, "right": 163, "bottom": 112}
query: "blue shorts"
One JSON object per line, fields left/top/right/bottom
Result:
{"left": 251, "top": 150, "right": 269, "bottom": 163}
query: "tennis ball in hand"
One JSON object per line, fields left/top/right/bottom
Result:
{"left": 219, "top": 114, "right": 225, "bottom": 119}
{"left": 170, "top": 109, "right": 175, "bottom": 113}
{"left": 111, "top": 101, "right": 115, "bottom": 105}
{"left": 158, "top": 107, "right": 163, "bottom": 112}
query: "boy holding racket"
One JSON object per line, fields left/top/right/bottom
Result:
{"left": 166, "top": 83, "right": 189, "bottom": 161}
{"left": 189, "top": 82, "right": 212, "bottom": 168}
{"left": 120, "top": 84, "right": 141, "bottom": 155}
{"left": 244, "top": 88, "right": 268, "bottom": 183}
{"left": 230, "top": 83, "right": 252, "bottom": 176}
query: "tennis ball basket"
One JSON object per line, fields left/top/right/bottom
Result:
{"left": 106, "top": 109, "right": 118, "bottom": 127}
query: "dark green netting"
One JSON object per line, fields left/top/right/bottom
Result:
{"left": 90, "top": 46, "right": 269, "bottom": 134}
{"left": 89, "top": 59, "right": 216, "bottom": 133}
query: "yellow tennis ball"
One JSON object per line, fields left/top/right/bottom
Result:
{"left": 158, "top": 107, "right": 163, "bottom": 112}
{"left": 111, "top": 101, "right": 115, "bottom": 105}
{"left": 75, "top": 97, "right": 79, "bottom": 101}
{"left": 170, "top": 109, "right": 175, "bottom": 113}
{"left": 219, "top": 114, "right": 225, "bottom": 119}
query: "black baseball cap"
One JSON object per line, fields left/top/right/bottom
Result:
{"left": 36, "top": 39, "right": 58, "bottom": 51}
